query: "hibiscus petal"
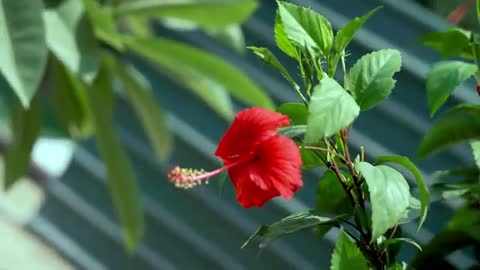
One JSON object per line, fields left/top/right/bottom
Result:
{"left": 228, "top": 135, "right": 303, "bottom": 208}
{"left": 215, "top": 107, "right": 290, "bottom": 163}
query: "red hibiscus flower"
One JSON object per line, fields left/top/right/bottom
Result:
{"left": 168, "top": 107, "right": 303, "bottom": 208}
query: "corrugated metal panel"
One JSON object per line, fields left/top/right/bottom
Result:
{"left": 29, "top": 0, "right": 477, "bottom": 269}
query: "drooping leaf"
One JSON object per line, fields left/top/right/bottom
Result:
{"left": 317, "top": 170, "right": 353, "bottom": 215}
{"left": 277, "top": 1, "right": 333, "bottom": 57}
{"left": 123, "top": 36, "right": 274, "bottom": 110}
{"left": 276, "top": 103, "right": 308, "bottom": 125}
{"left": 85, "top": 62, "right": 144, "bottom": 252}
{"left": 471, "top": 140, "right": 480, "bottom": 169}
{"left": 207, "top": 25, "right": 245, "bottom": 54}
{"left": 242, "top": 210, "right": 345, "bottom": 249}
{"left": 347, "top": 49, "right": 402, "bottom": 111}
{"left": 419, "top": 28, "right": 471, "bottom": 58}
{"left": 43, "top": 0, "right": 100, "bottom": 82}
{"left": 82, "top": 0, "right": 124, "bottom": 50}
{"left": 114, "top": 62, "right": 173, "bottom": 162}
{"left": 3, "top": 95, "right": 41, "bottom": 188}
{"left": 417, "top": 104, "right": 480, "bottom": 158}
{"left": 426, "top": 61, "right": 477, "bottom": 116}
{"left": 330, "top": 230, "right": 369, "bottom": 270}
{"left": 374, "top": 155, "right": 429, "bottom": 231}
{"left": 0, "top": 0, "right": 47, "bottom": 107}
{"left": 356, "top": 162, "right": 411, "bottom": 241}
{"left": 300, "top": 148, "right": 326, "bottom": 170}
{"left": 50, "top": 56, "right": 94, "bottom": 139}
{"left": 274, "top": 11, "right": 296, "bottom": 58}
{"left": 248, "top": 46, "right": 299, "bottom": 90}
{"left": 114, "top": 0, "right": 257, "bottom": 28}
{"left": 305, "top": 77, "right": 360, "bottom": 143}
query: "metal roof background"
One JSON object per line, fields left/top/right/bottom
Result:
{"left": 26, "top": 0, "right": 479, "bottom": 269}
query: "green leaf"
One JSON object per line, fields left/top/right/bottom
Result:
{"left": 418, "top": 104, "right": 480, "bottom": 158}
{"left": 419, "top": 28, "right": 471, "bottom": 58}
{"left": 356, "top": 162, "right": 411, "bottom": 241}
{"left": 176, "top": 71, "right": 235, "bottom": 120}
{"left": 277, "top": 1, "right": 333, "bottom": 57}
{"left": 123, "top": 36, "right": 274, "bottom": 110}
{"left": 50, "top": 56, "right": 94, "bottom": 139}
{"left": 277, "top": 125, "right": 306, "bottom": 138}
{"left": 347, "top": 49, "right": 402, "bottom": 111}
{"left": 248, "top": 46, "right": 299, "bottom": 90}
{"left": 43, "top": 0, "right": 100, "bottom": 82}
{"left": 0, "top": 0, "right": 47, "bottom": 107}
{"left": 114, "top": 62, "right": 173, "bottom": 162}
{"left": 305, "top": 77, "right": 360, "bottom": 143}
{"left": 300, "top": 148, "right": 325, "bottom": 170}
{"left": 328, "top": 7, "right": 381, "bottom": 75}
{"left": 276, "top": 103, "right": 308, "bottom": 125}
{"left": 274, "top": 11, "right": 296, "bottom": 58}
{"left": 317, "top": 170, "right": 353, "bottom": 215}
{"left": 334, "top": 7, "right": 381, "bottom": 54}
{"left": 426, "top": 61, "right": 477, "bottom": 116}
{"left": 82, "top": 0, "right": 124, "bottom": 50}
{"left": 85, "top": 61, "right": 144, "bottom": 252}
{"left": 3, "top": 95, "right": 41, "bottom": 188}
{"left": 384, "top": 238, "right": 423, "bottom": 252}
{"left": 447, "top": 207, "right": 480, "bottom": 240}
{"left": 374, "top": 156, "right": 429, "bottom": 231}
{"left": 242, "top": 210, "right": 345, "bottom": 249}
{"left": 471, "top": 141, "right": 480, "bottom": 169}
{"left": 330, "top": 230, "right": 369, "bottom": 270}
{"left": 114, "top": 0, "right": 257, "bottom": 28}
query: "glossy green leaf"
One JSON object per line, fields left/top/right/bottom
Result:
{"left": 0, "top": 0, "right": 47, "bottom": 107}
{"left": 334, "top": 7, "right": 381, "bottom": 54}
{"left": 114, "top": 62, "right": 173, "bottom": 162}
{"left": 276, "top": 103, "right": 308, "bottom": 125}
{"left": 248, "top": 46, "right": 299, "bottom": 89}
{"left": 86, "top": 62, "right": 144, "bottom": 252}
{"left": 317, "top": 170, "right": 353, "bottom": 215}
{"left": 330, "top": 230, "right": 369, "bottom": 270}
{"left": 426, "top": 61, "right": 477, "bottom": 116}
{"left": 277, "top": 1, "right": 333, "bottom": 57}
{"left": 418, "top": 104, "right": 480, "bottom": 158}
{"left": 242, "top": 210, "right": 345, "bottom": 249}
{"left": 471, "top": 141, "right": 480, "bottom": 169}
{"left": 115, "top": 0, "right": 257, "bottom": 28}
{"left": 123, "top": 36, "right": 274, "bottom": 110}
{"left": 43, "top": 0, "right": 100, "bottom": 82}
{"left": 305, "top": 77, "right": 360, "bottom": 143}
{"left": 50, "top": 56, "right": 94, "bottom": 139}
{"left": 82, "top": 0, "right": 124, "bottom": 50}
{"left": 347, "top": 49, "right": 402, "bottom": 111}
{"left": 356, "top": 162, "right": 410, "bottom": 241}
{"left": 419, "top": 28, "right": 471, "bottom": 58}
{"left": 274, "top": 11, "right": 296, "bottom": 58}
{"left": 3, "top": 95, "right": 41, "bottom": 188}
{"left": 374, "top": 155, "right": 429, "bottom": 231}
